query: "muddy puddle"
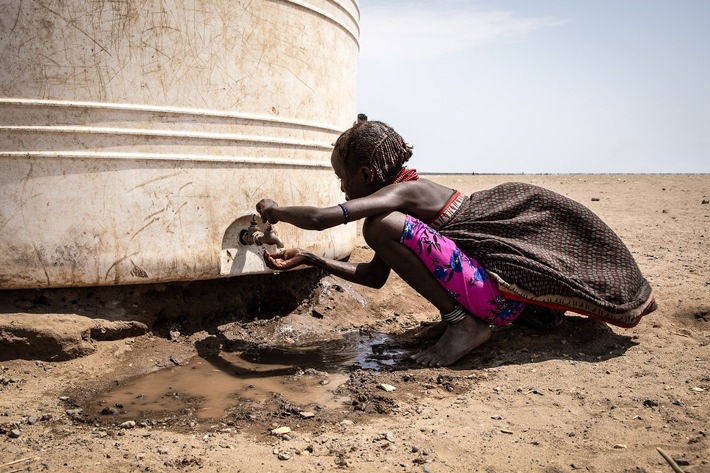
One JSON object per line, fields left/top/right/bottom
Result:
{"left": 86, "top": 331, "right": 409, "bottom": 421}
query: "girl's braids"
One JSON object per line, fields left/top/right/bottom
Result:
{"left": 334, "top": 114, "right": 414, "bottom": 184}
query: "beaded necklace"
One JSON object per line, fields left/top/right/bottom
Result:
{"left": 390, "top": 166, "right": 419, "bottom": 184}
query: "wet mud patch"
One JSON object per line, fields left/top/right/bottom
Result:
{"left": 74, "top": 331, "right": 419, "bottom": 434}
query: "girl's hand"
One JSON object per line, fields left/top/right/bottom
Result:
{"left": 263, "top": 248, "right": 308, "bottom": 270}
{"left": 256, "top": 199, "right": 279, "bottom": 223}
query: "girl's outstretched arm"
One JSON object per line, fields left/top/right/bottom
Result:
{"left": 256, "top": 199, "right": 346, "bottom": 230}
{"left": 256, "top": 184, "right": 415, "bottom": 230}
{"left": 264, "top": 249, "right": 391, "bottom": 289}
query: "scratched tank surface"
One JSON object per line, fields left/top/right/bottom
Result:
{"left": 0, "top": 0, "right": 359, "bottom": 289}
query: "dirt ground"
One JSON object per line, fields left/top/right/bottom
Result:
{"left": 0, "top": 174, "right": 708, "bottom": 473}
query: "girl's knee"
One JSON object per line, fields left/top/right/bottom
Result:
{"left": 363, "top": 211, "right": 406, "bottom": 248}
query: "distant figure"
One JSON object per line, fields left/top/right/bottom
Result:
{"left": 255, "top": 116, "right": 656, "bottom": 367}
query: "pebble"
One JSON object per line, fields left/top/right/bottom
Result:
{"left": 613, "top": 444, "right": 627, "bottom": 449}
{"left": 379, "top": 383, "right": 396, "bottom": 392}
{"left": 277, "top": 452, "right": 291, "bottom": 461}
{"left": 65, "top": 408, "right": 83, "bottom": 416}
{"left": 120, "top": 420, "right": 136, "bottom": 429}
{"left": 271, "top": 426, "right": 291, "bottom": 435}
{"left": 8, "top": 429, "right": 21, "bottom": 438}
{"left": 299, "top": 411, "right": 315, "bottom": 419}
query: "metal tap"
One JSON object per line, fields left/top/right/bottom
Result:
{"left": 240, "top": 215, "right": 284, "bottom": 248}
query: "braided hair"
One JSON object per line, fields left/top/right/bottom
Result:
{"left": 334, "top": 114, "right": 414, "bottom": 184}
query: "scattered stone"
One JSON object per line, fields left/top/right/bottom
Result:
{"left": 591, "top": 197, "right": 600, "bottom": 202}
{"left": 500, "top": 429, "right": 514, "bottom": 435}
{"left": 101, "top": 406, "right": 117, "bottom": 415}
{"left": 340, "top": 420, "right": 354, "bottom": 427}
{"left": 299, "top": 411, "right": 315, "bottom": 419}
{"left": 691, "top": 387, "right": 704, "bottom": 392}
{"left": 702, "top": 199, "right": 709, "bottom": 204}
{"left": 8, "top": 429, "right": 21, "bottom": 438}
{"left": 278, "top": 452, "right": 291, "bottom": 461}
{"left": 27, "top": 416, "right": 37, "bottom": 425}
{"left": 613, "top": 444, "right": 627, "bottom": 449}
{"left": 271, "top": 426, "right": 291, "bottom": 435}
{"left": 643, "top": 399, "right": 658, "bottom": 407}
{"left": 379, "top": 383, "right": 396, "bottom": 392}
{"left": 65, "top": 408, "right": 83, "bottom": 416}
{"left": 120, "top": 420, "right": 136, "bottom": 429}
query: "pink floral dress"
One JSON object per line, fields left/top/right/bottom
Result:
{"left": 400, "top": 215, "right": 526, "bottom": 326}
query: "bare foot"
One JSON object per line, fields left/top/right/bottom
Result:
{"left": 412, "top": 320, "right": 447, "bottom": 341}
{"left": 411, "top": 316, "right": 491, "bottom": 367}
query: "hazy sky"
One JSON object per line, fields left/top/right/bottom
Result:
{"left": 357, "top": 0, "right": 710, "bottom": 173}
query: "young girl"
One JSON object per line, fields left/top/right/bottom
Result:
{"left": 255, "top": 116, "right": 656, "bottom": 367}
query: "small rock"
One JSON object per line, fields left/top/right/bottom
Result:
{"left": 65, "top": 408, "right": 83, "bottom": 416}
{"left": 277, "top": 452, "right": 291, "bottom": 461}
{"left": 500, "top": 429, "right": 514, "bottom": 435}
{"left": 8, "top": 429, "right": 21, "bottom": 438}
{"left": 340, "top": 420, "right": 354, "bottom": 427}
{"left": 120, "top": 420, "right": 136, "bottom": 429}
{"left": 642, "top": 399, "right": 658, "bottom": 407}
{"left": 101, "top": 406, "right": 117, "bottom": 415}
{"left": 169, "top": 356, "right": 183, "bottom": 366}
{"left": 299, "top": 411, "right": 315, "bottom": 419}
{"left": 271, "top": 426, "right": 291, "bottom": 435}
{"left": 379, "top": 383, "right": 396, "bottom": 392}
{"left": 691, "top": 387, "right": 704, "bottom": 392}
{"left": 613, "top": 444, "right": 627, "bottom": 449}
{"left": 702, "top": 200, "right": 709, "bottom": 204}
{"left": 591, "top": 197, "right": 600, "bottom": 202}
{"left": 27, "top": 416, "right": 37, "bottom": 425}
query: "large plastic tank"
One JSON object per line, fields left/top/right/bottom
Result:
{"left": 0, "top": 0, "right": 359, "bottom": 289}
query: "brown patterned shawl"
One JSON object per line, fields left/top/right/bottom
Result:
{"left": 431, "top": 182, "right": 656, "bottom": 327}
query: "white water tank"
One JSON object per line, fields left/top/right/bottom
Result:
{"left": 0, "top": 0, "right": 359, "bottom": 289}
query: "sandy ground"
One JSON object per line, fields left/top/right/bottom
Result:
{"left": 0, "top": 174, "right": 708, "bottom": 473}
